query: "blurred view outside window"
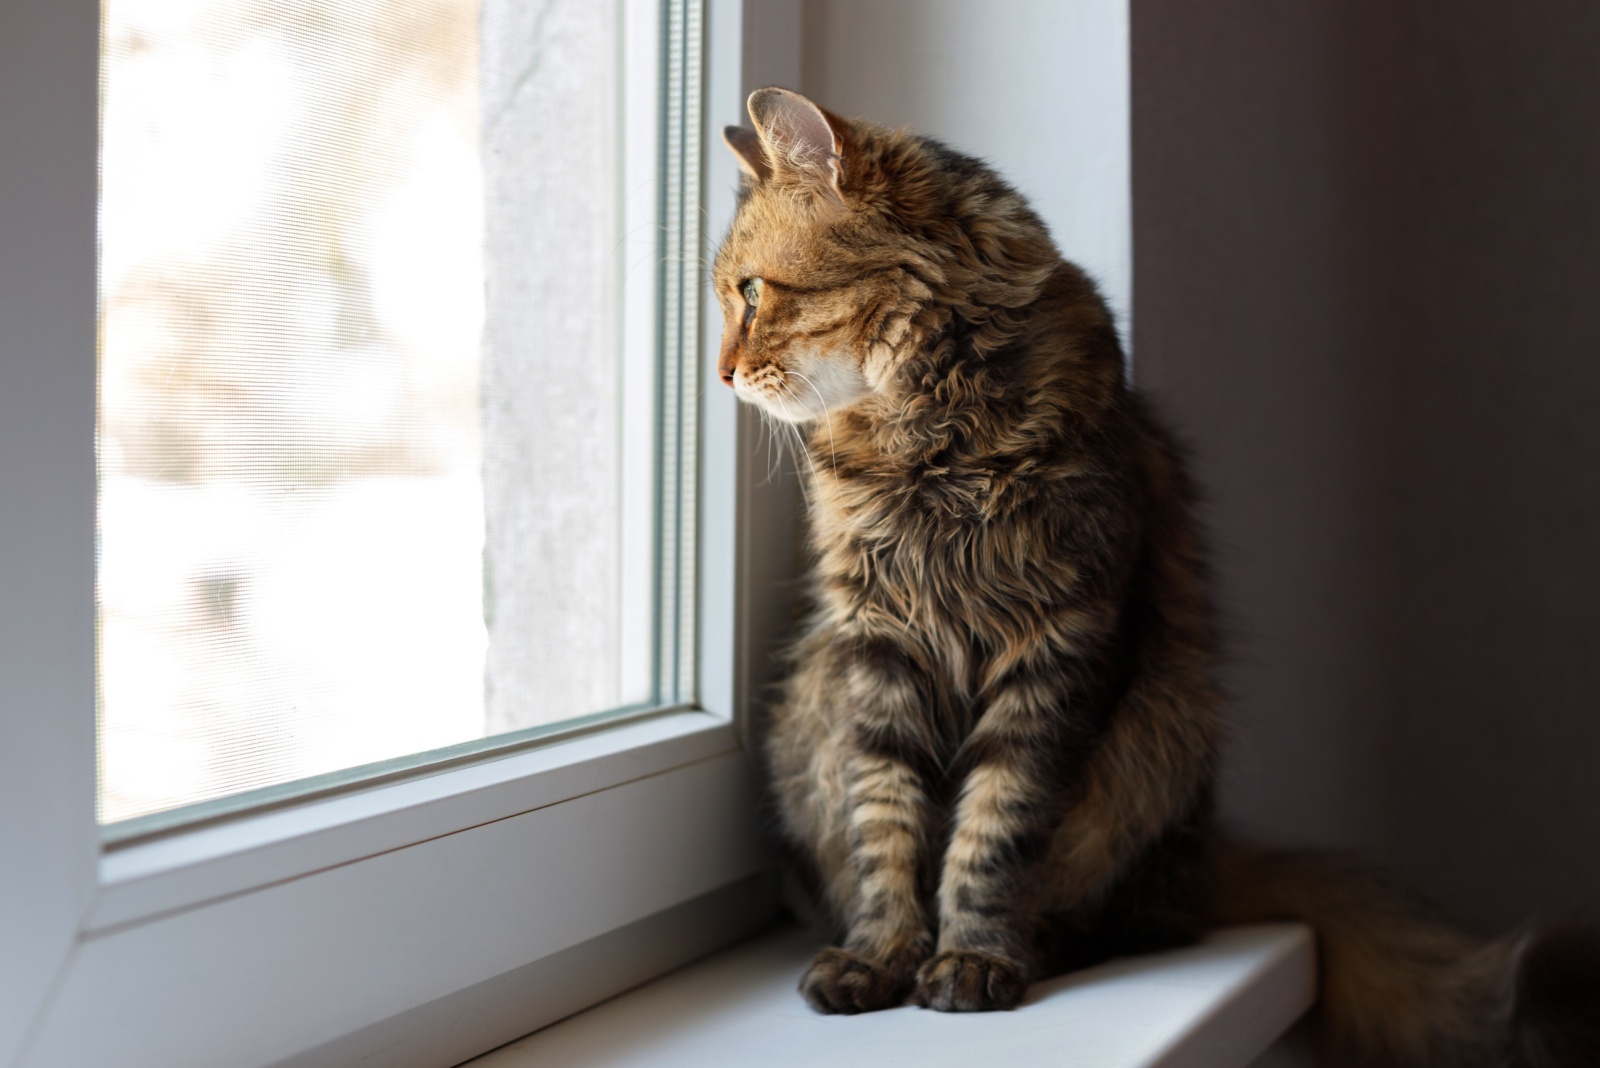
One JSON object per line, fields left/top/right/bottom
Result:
{"left": 97, "top": 0, "right": 652, "bottom": 825}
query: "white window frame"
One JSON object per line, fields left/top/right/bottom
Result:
{"left": 0, "top": 3, "right": 801, "bottom": 1066}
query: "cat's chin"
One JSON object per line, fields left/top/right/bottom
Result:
{"left": 729, "top": 348, "right": 869, "bottom": 423}
{"left": 746, "top": 391, "right": 870, "bottom": 425}
{"left": 760, "top": 406, "right": 819, "bottom": 425}
{"left": 734, "top": 379, "right": 864, "bottom": 424}
{"left": 750, "top": 394, "right": 827, "bottom": 424}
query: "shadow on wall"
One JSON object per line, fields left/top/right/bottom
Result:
{"left": 1131, "top": 0, "right": 1600, "bottom": 933}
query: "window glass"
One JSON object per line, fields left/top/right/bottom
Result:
{"left": 97, "top": 0, "right": 659, "bottom": 827}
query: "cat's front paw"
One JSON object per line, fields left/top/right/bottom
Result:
{"left": 799, "top": 946, "right": 916, "bottom": 1014}
{"left": 911, "top": 950, "right": 1027, "bottom": 1012}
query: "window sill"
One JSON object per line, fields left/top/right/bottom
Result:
{"left": 92, "top": 709, "right": 736, "bottom": 933}
{"left": 466, "top": 922, "right": 1315, "bottom": 1068}
{"left": 26, "top": 727, "right": 770, "bottom": 1068}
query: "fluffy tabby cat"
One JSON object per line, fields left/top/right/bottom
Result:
{"left": 714, "top": 87, "right": 1598, "bottom": 1066}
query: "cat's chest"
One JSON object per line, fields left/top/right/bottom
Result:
{"left": 815, "top": 459, "right": 1035, "bottom": 532}
{"left": 810, "top": 465, "right": 1061, "bottom": 615}
{"left": 814, "top": 470, "right": 977, "bottom": 558}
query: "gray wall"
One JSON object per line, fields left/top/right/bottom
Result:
{"left": 1133, "top": 0, "right": 1600, "bottom": 936}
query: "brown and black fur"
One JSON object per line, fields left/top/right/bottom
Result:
{"left": 714, "top": 88, "right": 1599, "bottom": 1065}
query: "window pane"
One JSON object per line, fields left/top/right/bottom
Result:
{"left": 97, "top": 0, "right": 652, "bottom": 826}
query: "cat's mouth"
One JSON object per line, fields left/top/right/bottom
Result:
{"left": 731, "top": 349, "right": 868, "bottom": 424}
{"left": 731, "top": 364, "right": 826, "bottom": 423}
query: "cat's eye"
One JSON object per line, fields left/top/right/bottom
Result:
{"left": 740, "top": 278, "right": 763, "bottom": 329}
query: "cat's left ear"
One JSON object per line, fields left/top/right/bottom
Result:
{"left": 747, "top": 87, "right": 844, "bottom": 201}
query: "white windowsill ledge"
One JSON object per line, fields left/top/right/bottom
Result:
{"left": 468, "top": 922, "right": 1315, "bottom": 1068}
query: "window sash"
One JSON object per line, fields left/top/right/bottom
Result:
{"left": 95, "top": 0, "right": 695, "bottom": 840}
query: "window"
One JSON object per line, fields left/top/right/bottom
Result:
{"left": 1, "top": 2, "right": 794, "bottom": 1065}
{"left": 96, "top": 0, "right": 680, "bottom": 833}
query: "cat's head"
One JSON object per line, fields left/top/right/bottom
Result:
{"left": 712, "top": 88, "right": 1058, "bottom": 425}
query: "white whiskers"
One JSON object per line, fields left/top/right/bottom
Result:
{"left": 772, "top": 385, "right": 820, "bottom": 487}
{"left": 783, "top": 369, "right": 838, "bottom": 477}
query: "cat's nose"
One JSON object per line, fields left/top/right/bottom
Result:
{"left": 716, "top": 337, "right": 739, "bottom": 386}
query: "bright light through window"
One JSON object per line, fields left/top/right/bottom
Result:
{"left": 96, "top": 0, "right": 664, "bottom": 827}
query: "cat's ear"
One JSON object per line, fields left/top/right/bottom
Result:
{"left": 722, "top": 125, "right": 771, "bottom": 183}
{"left": 747, "top": 87, "right": 844, "bottom": 200}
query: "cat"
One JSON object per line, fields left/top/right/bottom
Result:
{"left": 712, "top": 87, "right": 1600, "bottom": 1066}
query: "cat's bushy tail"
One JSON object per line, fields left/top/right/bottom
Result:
{"left": 1211, "top": 842, "right": 1600, "bottom": 1067}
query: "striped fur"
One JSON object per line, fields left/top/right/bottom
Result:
{"left": 714, "top": 88, "right": 1599, "bottom": 1063}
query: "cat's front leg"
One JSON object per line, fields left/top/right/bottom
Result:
{"left": 914, "top": 663, "right": 1083, "bottom": 1012}
{"left": 799, "top": 640, "right": 938, "bottom": 1014}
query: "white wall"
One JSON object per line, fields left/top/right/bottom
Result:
{"left": 801, "top": 0, "right": 1131, "bottom": 341}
